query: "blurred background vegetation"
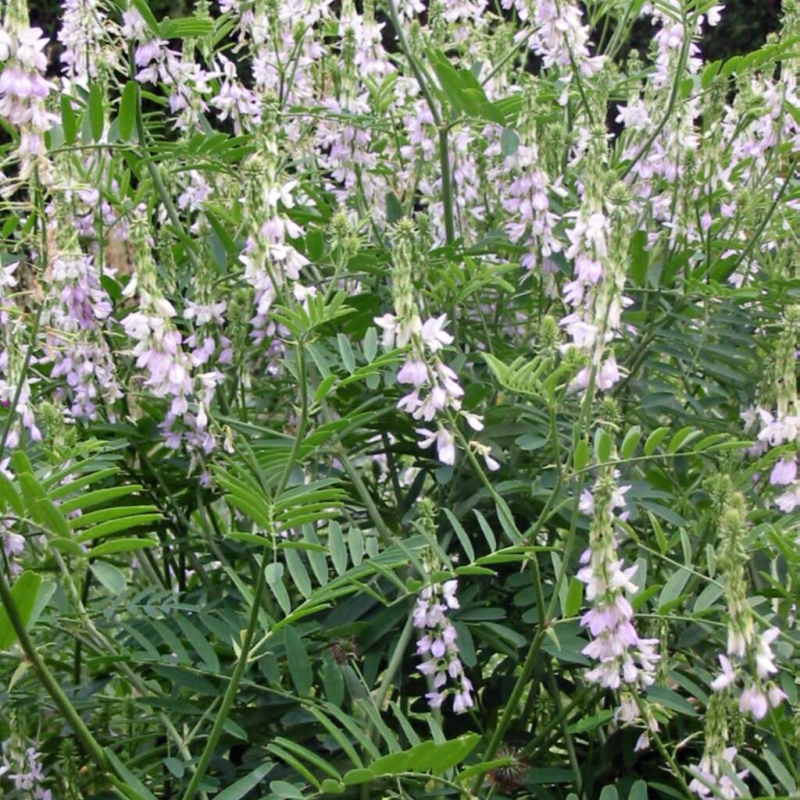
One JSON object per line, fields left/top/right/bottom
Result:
{"left": 28, "top": 0, "right": 783, "bottom": 65}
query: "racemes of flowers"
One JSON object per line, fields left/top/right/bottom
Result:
{"left": 413, "top": 501, "right": 474, "bottom": 715}
{"left": 560, "top": 126, "right": 633, "bottom": 394}
{"left": 0, "top": 721, "right": 53, "bottom": 800}
{"left": 577, "top": 451, "right": 660, "bottom": 748}
{"left": 121, "top": 212, "right": 222, "bottom": 460}
{"left": 501, "top": 84, "right": 566, "bottom": 280}
{"left": 688, "top": 694, "right": 749, "bottom": 800}
{"left": 43, "top": 196, "right": 121, "bottom": 422}
{"left": 743, "top": 306, "right": 800, "bottom": 515}
{"left": 706, "top": 486, "right": 787, "bottom": 720}
{"left": 0, "top": 0, "right": 55, "bottom": 184}
{"left": 239, "top": 111, "right": 313, "bottom": 373}
{"left": 376, "top": 218, "right": 497, "bottom": 470}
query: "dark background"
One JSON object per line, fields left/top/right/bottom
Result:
{"left": 29, "top": 0, "right": 783, "bottom": 66}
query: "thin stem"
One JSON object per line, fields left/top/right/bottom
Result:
{"left": 180, "top": 551, "right": 269, "bottom": 800}
{"left": 181, "top": 341, "right": 309, "bottom": 800}
{"left": 385, "top": 0, "right": 455, "bottom": 244}
{"left": 0, "top": 568, "right": 110, "bottom": 773}
{"left": 372, "top": 612, "right": 415, "bottom": 718}
{"left": 133, "top": 82, "right": 201, "bottom": 273}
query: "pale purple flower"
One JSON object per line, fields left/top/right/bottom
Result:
{"left": 710, "top": 654, "right": 737, "bottom": 691}
{"left": 770, "top": 456, "right": 797, "bottom": 485}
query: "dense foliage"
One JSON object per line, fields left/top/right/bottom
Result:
{"left": 0, "top": 0, "right": 798, "bottom": 799}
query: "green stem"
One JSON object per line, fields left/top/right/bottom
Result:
{"left": 472, "top": 626, "right": 549, "bottom": 794}
{"left": 180, "top": 546, "right": 270, "bottom": 800}
{"left": 545, "top": 664, "right": 583, "bottom": 795}
{"left": 181, "top": 341, "right": 309, "bottom": 800}
{"left": 385, "top": 0, "right": 455, "bottom": 245}
{"left": 132, "top": 81, "right": 201, "bottom": 273}
{"left": 372, "top": 612, "right": 415, "bottom": 717}
{"left": 0, "top": 568, "right": 110, "bottom": 773}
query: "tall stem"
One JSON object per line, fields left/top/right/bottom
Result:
{"left": 181, "top": 340, "right": 309, "bottom": 800}
{"left": 0, "top": 569, "right": 110, "bottom": 773}
{"left": 385, "top": 0, "right": 455, "bottom": 244}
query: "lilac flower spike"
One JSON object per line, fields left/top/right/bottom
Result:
{"left": 578, "top": 458, "right": 659, "bottom": 742}
{"left": 414, "top": 576, "right": 473, "bottom": 715}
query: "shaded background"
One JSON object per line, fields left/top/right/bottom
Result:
{"left": 28, "top": 0, "right": 783, "bottom": 66}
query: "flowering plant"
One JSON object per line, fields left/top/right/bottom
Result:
{"left": 0, "top": 0, "right": 798, "bottom": 798}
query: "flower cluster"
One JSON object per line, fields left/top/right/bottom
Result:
{"left": 121, "top": 213, "right": 222, "bottom": 460}
{"left": 376, "top": 219, "right": 497, "bottom": 469}
{"left": 0, "top": 13, "right": 54, "bottom": 181}
{"left": 578, "top": 459, "right": 660, "bottom": 744}
{"left": 689, "top": 694, "right": 748, "bottom": 800}
{"left": 744, "top": 306, "right": 800, "bottom": 514}
{"left": 0, "top": 742, "right": 53, "bottom": 800}
{"left": 43, "top": 205, "right": 121, "bottom": 421}
{"left": 709, "top": 490, "right": 787, "bottom": 720}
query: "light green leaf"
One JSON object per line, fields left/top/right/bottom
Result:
{"left": 90, "top": 562, "right": 127, "bottom": 594}
{"left": 213, "top": 761, "right": 275, "bottom": 800}
{"left": 0, "top": 571, "right": 42, "bottom": 651}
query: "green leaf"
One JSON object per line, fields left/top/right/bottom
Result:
{"left": 213, "top": 761, "right": 275, "bottom": 800}
{"left": 90, "top": 562, "right": 127, "bottom": 594}
{"left": 61, "top": 94, "right": 77, "bottom": 145}
{"left": 105, "top": 748, "right": 159, "bottom": 800}
{"left": 574, "top": 440, "right": 591, "bottom": 471}
{"left": 620, "top": 426, "right": 642, "bottom": 460}
{"left": 89, "top": 83, "right": 104, "bottom": 141}
{"left": 599, "top": 786, "right": 619, "bottom": 800}
{"left": 348, "top": 526, "right": 364, "bottom": 567}
{"left": 363, "top": 327, "right": 378, "bottom": 363}
{"left": 0, "top": 571, "right": 42, "bottom": 651}
{"left": 266, "top": 562, "right": 292, "bottom": 615}
{"left": 284, "top": 625, "right": 312, "bottom": 695}
{"left": 18, "top": 474, "right": 72, "bottom": 539}
{"left": 284, "top": 547, "right": 312, "bottom": 599}
{"left": 70, "top": 505, "right": 159, "bottom": 530}
{"left": 160, "top": 16, "right": 215, "bottom": 38}
{"left": 658, "top": 567, "right": 692, "bottom": 611}
{"left": 763, "top": 749, "right": 797, "bottom": 794}
{"left": 86, "top": 537, "right": 157, "bottom": 558}
{"left": 500, "top": 127, "right": 519, "bottom": 156}
{"left": 60, "top": 485, "right": 144, "bottom": 515}
{"left": 443, "top": 509, "right": 475, "bottom": 563}
{"left": 118, "top": 81, "right": 138, "bottom": 142}
{"left": 50, "top": 537, "right": 84, "bottom": 556}
{"left": 628, "top": 780, "right": 648, "bottom": 800}
{"left": 74, "top": 514, "right": 162, "bottom": 543}
{"left": 0, "top": 471, "right": 23, "bottom": 516}
{"left": 342, "top": 769, "right": 374, "bottom": 786}
{"left": 28, "top": 580, "right": 56, "bottom": 632}
{"left": 646, "top": 685, "right": 698, "bottom": 716}
{"left": 667, "top": 426, "right": 702, "bottom": 454}
{"left": 565, "top": 576, "right": 583, "bottom": 617}
{"left": 337, "top": 334, "right": 356, "bottom": 374}
{"left": 385, "top": 191, "right": 404, "bottom": 222}
{"left": 644, "top": 427, "right": 670, "bottom": 456}
{"left": 176, "top": 615, "right": 220, "bottom": 673}
{"left": 594, "top": 428, "right": 613, "bottom": 464}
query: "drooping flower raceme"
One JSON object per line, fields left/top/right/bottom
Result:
{"left": 688, "top": 694, "right": 748, "bottom": 800}
{"left": 578, "top": 456, "right": 660, "bottom": 744}
{"left": 412, "top": 521, "right": 474, "bottom": 716}
{"left": 708, "top": 490, "right": 787, "bottom": 720}
{"left": 0, "top": 18, "right": 55, "bottom": 182}
{"left": 375, "top": 219, "right": 498, "bottom": 470}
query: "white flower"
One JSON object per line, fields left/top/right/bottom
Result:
{"left": 420, "top": 314, "right": 454, "bottom": 353}
{"left": 710, "top": 654, "right": 737, "bottom": 691}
